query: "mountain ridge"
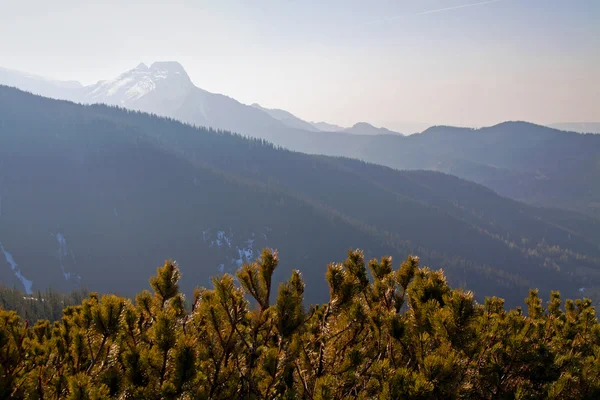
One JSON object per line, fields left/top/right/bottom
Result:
{"left": 310, "top": 121, "right": 346, "bottom": 132}
{"left": 549, "top": 122, "right": 600, "bottom": 134}
{"left": 344, "top": 121, "right": 403, "bottom": 135}
{"left": 2, "top": 64, "right": 599, "bottom": 217}
{"left": 2, "top": 86, "right": 600, "bottom": 307}
{"left": 250, "top": 103, "right": 321, "bottom": 132}
{"left": 0, "top": 62, "right": 408, "bottom": 138}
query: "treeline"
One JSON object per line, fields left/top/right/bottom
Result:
{"left": 0, "top": 284, "right": 88, "bottom": 322}
{"left": 1, "top": 249, "right": 599, "bottom": 399}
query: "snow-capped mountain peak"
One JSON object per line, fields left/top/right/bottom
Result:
{"left": 85, "top": 61, "right": 193, "bottom": 107}
{"left": 149, "top": 61, "right": 189, "bottom": 78}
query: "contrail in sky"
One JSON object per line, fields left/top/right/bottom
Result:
{"left": 361, "top": 0, "right": 503, "bottom": 26}
{"left": 417, "top": 0, "right": 503, "bottom": 15}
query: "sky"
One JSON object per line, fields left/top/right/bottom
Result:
{"left": 0, "top": 0, "right": 598, "bottom": 130}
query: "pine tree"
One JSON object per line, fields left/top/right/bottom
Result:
{"left": 0, "top": 248, "right": 599, "bottom": 398}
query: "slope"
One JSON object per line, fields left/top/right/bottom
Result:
{"left": 2, "top": 64, "right": 599, "bottom": 218}
{"left": 3, "top": 87, "right": 600, "bottom": 306}
{"left": 251, "top": 103, "right": 321, "bottom": 132}
{"left": 75, "top": 64, "right": 600, "bottom": 217}
{"left": 0, "top": 66, "right": 82, "bottom": 99}
{"left": 99, "top": 105, "right": 600, "bottom": 305}
{"left": 0, "top": 86, "right": 405, "bottom": 302}
{"left": 355, "top": 122, "right": 600, "bottom": 218}
{"left": 550, "top": 122, "right": 600, "bottom": 134}
{"left": 344, "top": 122, "right": 403, "bottom": 135}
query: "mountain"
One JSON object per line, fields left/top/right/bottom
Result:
{"left": 0, "top": 62, "right": 295, "bottom": 142}
{"left": 250, "top": 105, "right": 406, "bottom": 136}
{"left": 0, "top": 66, "right": 82, "bottom": 99}
{"left": 2, "top": 86, "right": 600, "bottom": 308}
{"left": 0, "top": 85, "right": 391, "bottom": 303}
{"left": 81, "top": 62, "right": 193, "bottom": 113}
{"left": 0, "top": 63, "right": 405, "bottom": 140}
{"left": 352, "top": 122, "right": 600, "bottom": 218}
{"left": 79, "top": 63, "right": 408, "bottom": 138}
{"left": 344, "top": 122, "right": 403, "bottom": 135}
{"left": 310, "top": 121, "right": 346, "bottom": 132}
{"left": 251, "top": 103, "right": 321, "bottom": 131}
{"left": 77, "top": 62, "right": 296, "bottom": 138}
{"left": 73, "top": 63, "right": 600, "bottom": 217}
{"left": 550, "top": 122, "right": 600, "bottom": 134}
{"left": 2, "top": 64, "right": 600, "bottom": 217}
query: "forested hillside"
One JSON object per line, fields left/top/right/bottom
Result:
{"left": 0, "top": 284, "right": 87, "bottom": 322}
{"left": 0, "top": 87, "right": 398, "bottom": 304}
{"left": 3, "top": 64, "right": 598, "bottom": 217}
{"left": 1, "top": 86, "right": 600, "bottom": 308}
{"left": 357, "top": 123, "right": 600, "bottom": 218}
{"left": 235, "top": 120, "right": 600, "bottom": 218}
{"left": 1, "top": 250, "right": 599, "bottom": 399}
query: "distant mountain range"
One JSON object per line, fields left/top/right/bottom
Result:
{"left": 2, "top": 85, "right": 600, "bottom": 307}
{"left": 252, "top": 104, "right": 404, "bottom": 135}
{"left": 310, "top": 121, "right": 346, "bottom": 132}
{"left": 250, "top": 103, "right": 321, "bottom": 132}
{"left": 549, "top": 122, "right": 600, "bottom": 134}
{"left": 2, "top": 63, "right": 599, "bottom": 218}
{"left": 354, "top": 123, "right": 600, "bottom": 218}
{"left": 0, "top": 63, "right": 406, "bottom": 137}
{"left": 343, "top": 122, "right": 403, "bottom": 135}
{"left": 0, "top": 66, "right": 82, "bottom": 99}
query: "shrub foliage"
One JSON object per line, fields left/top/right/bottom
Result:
{"left": 1, "top": 249, "right": 599, "bottom": 399}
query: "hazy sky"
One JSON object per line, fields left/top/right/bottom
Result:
{"left": 0, "top": 0, "right": 598, "bottom": 129}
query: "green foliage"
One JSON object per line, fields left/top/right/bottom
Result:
{"left": 1, "top": 248, "right": 600, "bottom": 399}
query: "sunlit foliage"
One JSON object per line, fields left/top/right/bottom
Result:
{"left": 1, "top": 249, "right": 599, "bottom": 399}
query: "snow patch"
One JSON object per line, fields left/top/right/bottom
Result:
{"left": 216, "top": 231, "right": 232, "bottom": 248}
{"left": 23, "top": 296, "right": 45, "bottom": 302}
{"left": 201, "top": 228, "right": 269, "bottom": 269}
{"left": 0, "top": 242, "right": 33, "bottom": 294}
{"left": 89, "top": 76, "right": 135, "bottom": 99}
{"left": 83, "top": 62, "right": 193, "bottom": 108}
{"left": 124, "top": 76, "right": 156, "bottom": 101}
{"left": 56, "top": 233, "right": 79, "bottom": 281}
{"left": 233, "top": 239, "right": 255, "bottom": 267}
{"left": 197, "top": 98, "right": 208, "bottom": 121}
{"left": 263, "top": 226, "right": 272, "bottom": 241}
{"left": 57, "top": 233, "right": 70, "bottom": 280}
